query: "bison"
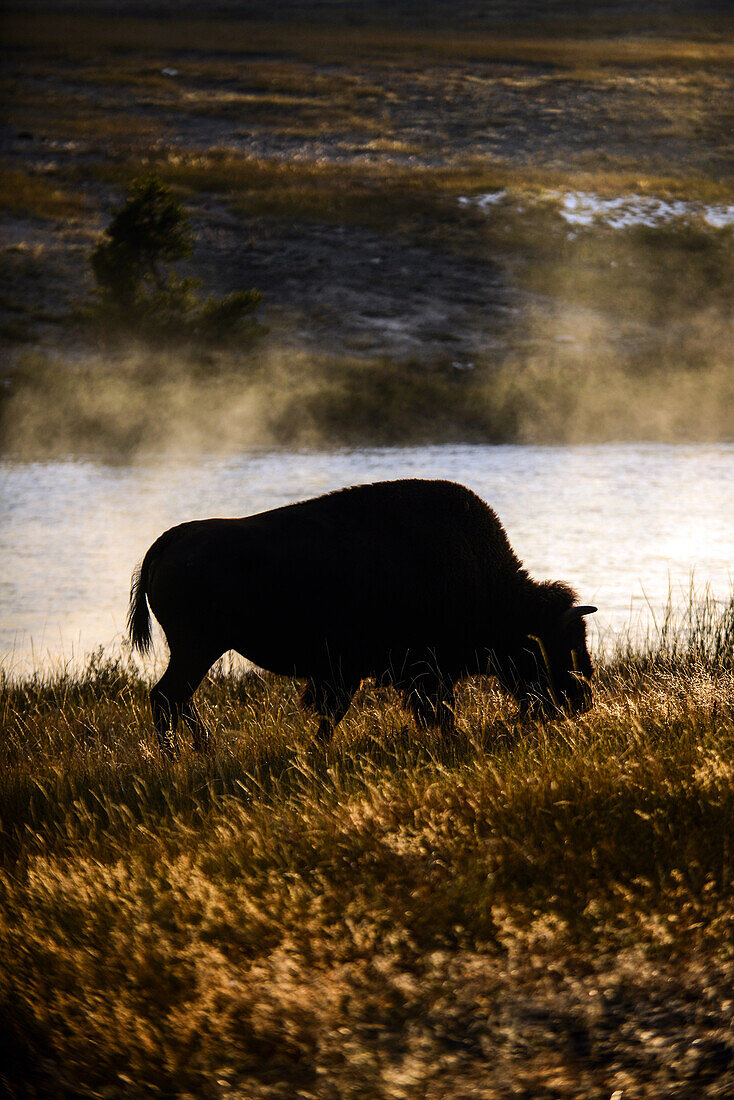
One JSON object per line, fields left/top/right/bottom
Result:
{"left": 128, "top": 478, "right": 596, "bottom": 751}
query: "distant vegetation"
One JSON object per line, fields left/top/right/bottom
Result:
{"left": 87, "top": 175, "right": 265, "bottom": 343}
{"left": 1, "top": 593, "right": 733, "bottom": 1095}
{"left": 2, "top": 7, "right": 734, "bottom": 451}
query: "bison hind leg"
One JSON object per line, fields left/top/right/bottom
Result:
{"left": 181, "top": 698, "right": 210, "bottom": 753}
{"left": 300, "top": 677, "right": 357, "bottom": 744}
{"left": 150, "top": 644, "right": 220, "bottom": 754}
{"left": 150, "top": 686, "right": 179, "bottom": 756}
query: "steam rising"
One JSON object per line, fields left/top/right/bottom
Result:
{"left": 3, "top": 315, "right": 733, "bottom": 457}
{"left": 2, "top": 183, "right": 733, "bottom": 456}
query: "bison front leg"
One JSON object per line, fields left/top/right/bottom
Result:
{"left": 402, "top": 677, "right": 456, "bottom": 739}
{"left": 300, "top": 677, "right": 357, "bottom": 745}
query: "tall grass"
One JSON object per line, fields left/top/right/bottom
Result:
{"left": 1, "top": 594, "right": 733, "bottom": 1096}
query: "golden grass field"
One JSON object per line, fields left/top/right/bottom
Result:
{"left": 1, "top": 596, "right": 734, "bottom": 1097}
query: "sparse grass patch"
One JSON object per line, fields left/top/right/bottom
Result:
{"left": 3, "top": 78, "right": 167, "bottom": 145}
{"left": 83, "top": 154, "right": 473, "bottom": 231}
{"left": 0, "top": 169, "right": 87, "bottom": 221}
{"left": 77, "top": 156, "right": 734, "bottom": 278}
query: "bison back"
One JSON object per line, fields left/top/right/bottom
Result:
{"left": 146, "top": 479, "right": 524, "bottom": 677}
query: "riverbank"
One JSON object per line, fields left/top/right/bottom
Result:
{"left": 1, "top": 598, "right": 733, "bottom": 1097}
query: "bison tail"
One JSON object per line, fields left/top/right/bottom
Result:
{"left": 127, "top": 563, "right": 152, "bottom": 654}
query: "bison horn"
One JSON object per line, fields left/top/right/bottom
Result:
{"left": 560, "top": 605, "right": 597, "bottom": 630}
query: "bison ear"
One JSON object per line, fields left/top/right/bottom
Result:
{"left": 560, "top": 605, "right": 597, "bottom": 629}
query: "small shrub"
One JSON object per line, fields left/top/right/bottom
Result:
{"left": 90, "top": 174, "right": 193, "bottom": 311}
{"left": 196, "top": 288, "right": 264, "bottom": 340}
{"left": 87, "top": 174, "right": 265, "bottom": 343}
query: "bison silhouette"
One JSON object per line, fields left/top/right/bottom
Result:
{"left": 129, "top": 478, "right": 596, "bottom": 752}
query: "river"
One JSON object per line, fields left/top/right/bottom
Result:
{"left": 1, "top": 443, "right": 732, "bottom": 674}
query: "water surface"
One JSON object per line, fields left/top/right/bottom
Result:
{"left": 1, "top": 444, "right": 732, "bottom": 673}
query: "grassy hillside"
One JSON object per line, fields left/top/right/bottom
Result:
{"left": 2, "top": 598, "right": 733, "bottom": 1097}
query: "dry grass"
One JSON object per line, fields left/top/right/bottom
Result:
{"left": 4, "top": 10, "right": 734, "bottom": 181}
{"left": 2, "top": 85, "right": 168, "bottom": 145}
{"left": 0, "top": 170, "right": 87, "bottom": 221}
{"left": 1, "top": 598, "right": 734, "bottom": 1096}
{"left": 89, "top": 153, "right": 734, "bottom": 212}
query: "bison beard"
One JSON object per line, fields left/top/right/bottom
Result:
{"left": 128, "top": 479, "right": 597, "bottom": 753}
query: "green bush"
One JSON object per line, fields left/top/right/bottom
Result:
{"left": 90, "top": 174, "right": 193, "bottom": 309}
{"left": 88, "top": 174, "right": 265, "bottom": 342}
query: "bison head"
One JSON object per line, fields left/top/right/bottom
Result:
{"left": 511, "top": 592, "right": 597, "bottom": 716}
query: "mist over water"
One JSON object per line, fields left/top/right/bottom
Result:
{"left": 2, "top": 443, "right": 732, "bottom": 674}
